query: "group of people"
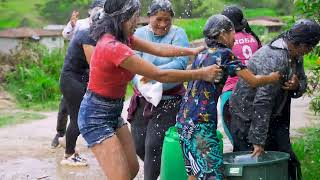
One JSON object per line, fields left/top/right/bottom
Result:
{"left": 50, "top": 0, "right": 320, "bottom": 180}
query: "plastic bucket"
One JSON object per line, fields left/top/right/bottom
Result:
{"left": 223, "top": 151, "right": 290, "bottom": 180}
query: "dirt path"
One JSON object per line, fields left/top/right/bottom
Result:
{"left": 0, "top": 96, "right": 318, "bottom": 180}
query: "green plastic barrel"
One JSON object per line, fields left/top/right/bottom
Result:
{"left": 223, "top": 151, "right": 290, "bottom": 180}
{"left": 160, "top": 126, "right": 223, "bottom": 180}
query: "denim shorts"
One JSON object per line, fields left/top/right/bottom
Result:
{"left": 78, "top": 90, "right": 127, "bottom": 147}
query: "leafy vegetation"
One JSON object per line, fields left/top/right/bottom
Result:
{"left": 174, "top": 17, "right": 279, "bottom": 44}
{"left": 0, "top": 0, "right": 48, "bottom": 29}
{"left": 39, "top": 0, "right": 92, "bottom": 24}
{"left": 0, "top": 110, "right": 46, "bottom": 127}
{"left": 292, "top": 127, "right": 320, "bottom": 179}
{"left": 174, "top": 18, "right": 207, "bottom": 41}
{"left": 0, "top": 0, "right": 293, "bottom": 29}
{"left": 294, "top": 0, "right": 320, "bottom": 21}
{"left": 3, "top": 41, "right": 64, "bottom": 110}
{"left": 294, "top": 0, "right": 320, "bottom": 114}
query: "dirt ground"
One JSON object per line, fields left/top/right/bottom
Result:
{"left": 0, "top": 95, "right": 318, "bottom": 180}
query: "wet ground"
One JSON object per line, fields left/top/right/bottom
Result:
{"left": 0, "top": 96, "right": 318, "bottom": 180}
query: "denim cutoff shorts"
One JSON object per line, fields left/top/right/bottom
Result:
{"left": 78, "top": 90, "right": 127, "bottom": 147}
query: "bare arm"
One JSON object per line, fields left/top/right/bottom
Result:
{"left": 83, "top": 44, "right": 95, "bottom": 64}
{"left": 62, "top": 11, "right": 79, "bottom": 40}
{"left": 131, "top": 36, "right": 205, "bottom": 57}
{"left": 120, "top": 55, "right": 222, "bottom": 83}
{"left": 236, "top": 69, "right": 280, "bottom": 88}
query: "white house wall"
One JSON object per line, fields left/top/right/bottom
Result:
{"left": 0, "top": 38, "right": 20, "bottom": 54}
{"left": 39, "top": 37, "right": 64, "bottom": 53}
{"left": 0, "top": 37, "right": 64, "bottom": 55}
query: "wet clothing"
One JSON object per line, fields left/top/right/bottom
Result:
{"left": 127, "top": 85, "right": 185, "bottom": 122}
{"left": 78, "top": 90, "right": 126, "bottom": 148}
{"left": 229, "top": 38, "right": 307, "bottom": 146}
{"left": 265, "top": 98, "right": 302, "bottom": 180}
{"left": 88, "top": 34, "right": 135, "bottom": 98}
{"left": 131, "top": 96, "right": 182, "bottom": 180}
{"left": 176, "top": 123, "right": 223, "bottom": 180}
{"left": 62, "top": 29, "right": 94, "bottom": 77}
{"left": 220, "top": 31, "right": 260, "bottom": 145}
{"left": 132, "top": 25, "right": 189, "bottom": 96}
{"left": 56, "top": 96, "right": 68, "bottom": 137}
{"left": 230, "top": 38, "right": 306, "bottom": 180}
{"left": 60, "top": 29, "right": 96, "bottom": 154}
{"left": 222, "top": 31, "right": 260, "bottom": 92}
{"left": 129, "top": 25, "right": 189, "bottom": 180}
{"left": 176, "top": 44, "right": 245, "bottom": 179}
{"left": 80, "top": 34, "right": 135, "bottom": 148}
{"left": 231, "top": 98, "right": 302, "bottom": 180}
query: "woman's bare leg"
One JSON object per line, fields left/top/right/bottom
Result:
{"left": 188, "top": 175, "right": 197, "bottom": 180}
{"left": 91, "top": 135, "right": 131, "bottom": 180}
{"left": 116, "top": 124, "right": 140, "bottom": 179}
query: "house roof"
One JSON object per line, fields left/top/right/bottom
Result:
{"left": 0, "top": 28, "right": 61, "bottom": 38}
{"left": 43, "top": 24, "right": 66, "bottom": 31}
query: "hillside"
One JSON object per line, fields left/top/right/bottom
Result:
{"left": 0, "top": 0, "right": 49, "bottom": 29}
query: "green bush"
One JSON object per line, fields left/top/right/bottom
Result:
{"left": 4, "top": 41, "right": 64, "bottom": 110}
{"left": 294, "top": 0, "right": 320, "bottom": 114}
{"left": 305, "top": 52, "right": 320, "bottom": 114}
{"left": 0, "top": 0, "right": 48, "bottom": 29}
{"left": 174, "top": 18, "right": 207, "bottom": 41}
{"left": 292, "top": 127, "right": 320, "bottom": 179}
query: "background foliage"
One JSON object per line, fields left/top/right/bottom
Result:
{"left": 294, "top": 0, "right": 320, "bottom": 114}
{"left": 3, "top": 41, "right": 64, "bottom": 110}
{"left": 0, "top": 0, "right": 294, "bottom": 29}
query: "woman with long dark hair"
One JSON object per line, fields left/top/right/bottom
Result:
{"left": 77, "top": 0, "right": 224, "bottom": 179}
{"left": 229, "top": 19, "right": 320, "bottom": 180}
{"left": 219, "top": 6, "right": 262, "bottom": 144}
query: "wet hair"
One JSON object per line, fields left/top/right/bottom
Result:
{"left": 89, "top": 7, "right": 103, "bottom": 22}
{"left": 90, "top": 0, "right": 106, "bottom": 9}
{"left": 90, "top": 0, "right": 141, "bottom": 43}
{"left": 222, "top": 5, "right": 262, "bottom": 46}
{"left": 203, "top": 14, "right": 234, "bottom": 48}
{"left": 270, "top": 19, "right": 320, "bottom": 49}
{"left": 147, "top": 0, "right": 175, "bottom": 17}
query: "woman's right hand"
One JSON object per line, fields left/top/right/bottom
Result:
{"left": 190, "top": 46, "right": 207, "bottom": 55}
{"left": 269, "top": 71, "right": 281, "bottom": 83}
{"left": 200, "top": 64, "right": 223, "bottom": 82}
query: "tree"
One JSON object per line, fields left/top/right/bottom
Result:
{"left": 40, "top": 0, "right": 91, "bottom": 24}
{"left": 294, "top": 0, "right": 320, "bottom": 21}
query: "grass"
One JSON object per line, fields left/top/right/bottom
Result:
{"left": 174, "top": 18, "right": 207, "bottom": 41}
{"left": 173, "top": 8, "right": 281, "bottom": 42}
{"left": 243, "top": 8, "right": 278, "bottom": 19}
{"left": 0, "top": 110, "right": 46, "bottom": 128}
{"left": 4, "top": 43, "right": 64, "bottom": 110}
{"left": 0, "top": 0, "right": 48, "bottom": 29}
{"left": 173, "top": 18, "right": 278, "bottom": 44}
{"left": 292, "top": 127, "right": 320, "bottom": 179}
